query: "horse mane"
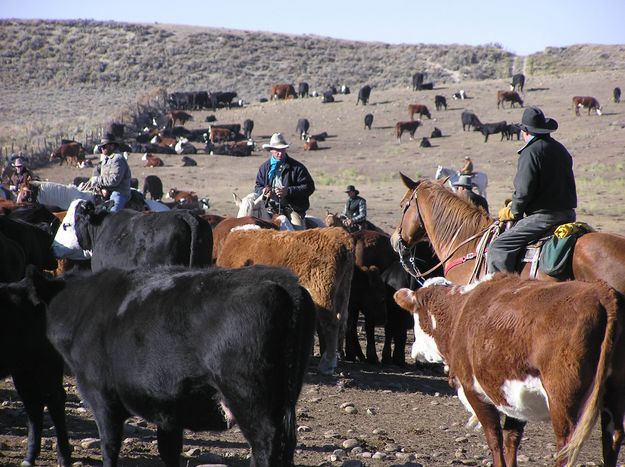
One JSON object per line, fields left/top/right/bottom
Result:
{"left": 418, "top": 180, "right": 492, "bottom": 250}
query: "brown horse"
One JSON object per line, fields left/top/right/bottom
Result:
{"left": 390, "top": 174, "right": 625, "bottom": 295}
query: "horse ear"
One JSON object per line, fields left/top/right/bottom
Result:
{"left": 437, "top": 176, "right": 450, "bottom": 186}
{"left": 232, "top": 193, "right": 242, "bottom": 207}
{"left": 399, "top": 172, "right": 418, "bottom": 190}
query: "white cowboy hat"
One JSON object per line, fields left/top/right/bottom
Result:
{"left": 262, "top": 132, "right": 289, "bottom": 150}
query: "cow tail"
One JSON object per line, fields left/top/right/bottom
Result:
{"left": 279, "top": 285, "right": 316, "bottom": 464}
{"left": 558, "top": 283, "right": 621, "bottom": 466}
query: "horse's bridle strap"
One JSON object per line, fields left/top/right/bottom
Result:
{"left": 444, "top": 252, "right": 477, "bottom": 275}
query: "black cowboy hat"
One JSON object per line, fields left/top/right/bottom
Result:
{"left": 345, "top": 185, "right": 359, "bottom": 195}
{"left": 97, "top": 133, "right": 120, "bottom": 149}
{"left": 520, "top": 106, "right": 558, "bottom": 134}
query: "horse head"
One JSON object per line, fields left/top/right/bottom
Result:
{"left": 390, "top": 173, "right": 427, "bottom": 255}
{"left": 16, "top": 183, "right": 36, "bottom": 204}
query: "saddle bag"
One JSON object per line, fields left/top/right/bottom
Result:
{"left": 539, "top": 222, "right": 594, "bottom": 279}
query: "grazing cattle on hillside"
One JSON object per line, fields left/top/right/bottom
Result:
{"left": 511, "top": 72, "right": 525, "bottom": 92}
{"left": 480, "top": 120, "right": 508, "bottom": 142}
{"left": 614, "top": 87, "right": 621, "bottom": 103}
{"left": 50, "top": 141, "right": 86, "bottom": 166}
{"left": 142, "top": 175, "right": 163, "bottom": 200}
{"left": 217, "top": 227, "right": 354, "bottom": 375}
{"left": 166, "top": 110, "right": 193, "bottom": 127}
{"left": 497, "top": 90, "right": 524, "bottom": 108}
{"left": 395, "top": 274, "right": 625, "bottom": 467}
{"left": 452, "top": 90, "right": 466, "bottom": 100}
{"left": 243, "top": 119, "right": 254, "bottom": 138}
{"left": 298, "top": 81, "right": 309, "bottom": 98}
{"left": 364, "top": 113, "right": 374, "bottom": 130}
{"left": 573, "top": 96, "right": 602, "bottom": 116}
{"left": 434, "top": 95, "right": 447, "bottom": 110}
{"left": 322, "top": 91, "right": 335, "bottom": 103}
{"left": 408, "top": 104, "right": 431, "bottom": 120}
{"left": 412, "top": 72, "right": 425, "bottom": 91}
{"left": 357, "top": 85, "right": 372, "bottom": 105}
{"left": 26, "top": 265, "right": 316, "bottom": 466}
{"left": 142, "top": 152, "right": 164, "bottom": 167}
{"left": 461, "top": 110, "right": 482, "bottom": 131}
{"left": 0, "top": 276, "right": 72, "bottom": 467}
{"left": 72, "top": 200, "right": 212, "bottom": 271}
{"left": 181, "top": 155, "right": 197, "bottom": 166}
{"left": 296, "top": 118, "right": 310, "bottom": 140}
{"left": 271, "top": 83, "right": 297, "bottom": 100}
{"left": 395, "top": 120, "right": 421, "bottom": 143}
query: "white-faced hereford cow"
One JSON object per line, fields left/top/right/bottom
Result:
{"left": 217, "top": 227, "right": 354, "bottom": 375}
{"left": 395, "top": 274, "right": 625, "bottom": 467}
{"left": 72, "top": 201, "right": 213, "bottom": 271}
{"left": 573, "top": 96, "right": 602, "bottom": 116}
{"left": 22, "top": 265, "right": 316, "bottom": 466}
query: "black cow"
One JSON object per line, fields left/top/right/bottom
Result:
{"left": 298, "top": 82, "right": 309, "bottom": 98}
{"left": 296, "top": 118, "right": 310, "bottom": 140}
{"left": 6, "top": 204, "right": 61, "bottom": 237}
{"left": 504, "top": 123, "right": 522, "bottom": 140}
{"left": 461, "top": 110, "right": 482, "bottom": 131}
{"left": 0, "top": 274, "right": 72, "bottom": 467}
{"left": 205, "top": 114, "right": 217, "bottom": 123}
{"left": 412, "top": 72, "right": 425, "bottom": 91}
{"left": 0, "top": 216, "right": 57, "bottom": 272}
{"left": 614, "top": 87, "right": 621, "bottom": 103}
{"left": 420, "top": 137, "right": 431, "bottom": 148}
{"left": 364, "top": 113, "right": 374, "bottom": 130}
{"left": 181, "top": 155, "right": 197, "bottom": 166}
{"left": 322, "top": 91, "right": 334, "bottom": 103}
{"left": 419, "top": 82, "right": 434, "bottom": 90}
{"left": 430, "top": 127, "right": 442, "bottom": 138}
{"left": 357, "top": 85, "right": 372, "bottom": 105}
{"left": 142, "top": 175, "right": 164, "bottom": 200}
{"left": 209, "top": 91, "right": 238, "bottom": 110}
{"left": 511, "top": 73, "right": 525, "bottom": 92}
{"left": 480, "top": 121, "right": 508, "bottom": 142}
{"left": 340, "top": 85, "right": 351, "bottom": 94}
{"left": 434, "top": 95, "right": 447, "bottom": 111}
{"left": 73, "top": 201, "right": 213, "bottom": 271}
{"left": 26, "top": 265, "right": 316, "bottom": 466}
{"left": 243, "top": 119, "right": 254, "bottom": 139}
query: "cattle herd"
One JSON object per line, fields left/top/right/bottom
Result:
{"left": 1, "top": 70, "right": 625, "bottom": 467}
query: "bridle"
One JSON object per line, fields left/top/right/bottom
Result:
{"left": 395, "top": 186, "right": 495, "bottom": 281}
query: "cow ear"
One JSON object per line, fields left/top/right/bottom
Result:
{"left": 24, "top": 265, "right": 65, "bottom": 305}
{"left": 394, "top": 288, "right": 416, "bottom": 311}
{"left": 399, "top": 172, "right": 418, "bottom": 190}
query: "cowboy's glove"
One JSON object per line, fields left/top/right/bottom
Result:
{"left": 9, "top": 185, "right": 16, "bottom": 191}
{"left": 498, "top": 206, "right": 516, "bottom": 222}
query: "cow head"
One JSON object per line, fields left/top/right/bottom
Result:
{"left": 73, "top": 200, "right": 108, "bottom": 251}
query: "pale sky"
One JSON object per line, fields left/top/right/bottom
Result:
{"left": 3, "top": 0, "right": 624, "bottom": 56}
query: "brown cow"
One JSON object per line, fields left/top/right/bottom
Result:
{"left": 167, "top": 188, "right": 199, "bottom": 206}
{"left": 208, "top": 126, "right": 235, "bottom": 144}
{"left": 270, "top": 83, "right": 297, "bottom": 100}
{"left": 141, "top": 153, "right": 164, "bottom": 167}
{"left": 50, "top": 142, "right": 86, "bottom": 166}
{"left": 303, "top": 137, "right": 318, "bottom": 151}
{"left": 496, "top": 90, "right": 524, "bottom": 109}
{"left": 210, "top": 215, "right": 277, "bottom": 262}
{"left": 573, "top": 96, "right": 602, "bottom": 116}
{"left": 395, "top": 120, "right": 421, "bottom": 143}
{"left": 407, "top": 104, "right": 431, "bottom": 120}
{"left": 166, "top": 110, "right": 193, "bottom": 127}
{"left": 217, "top": 227, "right": 354, "bottom": 375}
{"left": 395, "top": 274, "right": 625, "bottom": 467}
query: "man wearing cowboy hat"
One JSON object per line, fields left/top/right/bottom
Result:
{"left": 92, "top": 134, "right": 132, "bottom": 212}
{"left": 487, "top": 106, "right": 577, "bottom": 274}
{"left": 342, "top": 184, "right": 367, "bottom": 232}
{"left": 459, "top": 156, "right": 474, "bottom": 175}
{"left": 2, "top": 156, "right": 34, "bottom": 199}
{"left": 254, "top": 133, "right": 315, "bottom": 229}
{"left": 452, "top": 175, "right": 489, "bottom": 213}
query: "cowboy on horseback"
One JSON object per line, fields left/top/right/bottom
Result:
{"left": 2, "top": 156, "right": 34, "bottom": 200}
{"left": 341, "top": 184, "right": 367, "bottom": 232}
{"left": 91, "top": 135, "right": 132, "bottom": 212}
{"left": 254, "top": 133, "right": 315, "bottom": 230}
{"left": 487, "top": 106, "right": 577, "bottom": 274}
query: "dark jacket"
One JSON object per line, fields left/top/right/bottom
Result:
{"left": 254, "top": 154, "right": 315, "bottom": 214}
{"left": 343, "top": 196, "right": 367, "bottom": 223}
{"left": 511, "top": 135, "right": 577, "bottom": 217}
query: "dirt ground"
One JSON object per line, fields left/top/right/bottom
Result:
{"left": 2, "top": 70, "right": 625, "bottom": 466}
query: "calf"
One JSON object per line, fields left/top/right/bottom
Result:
{"left": 27, "top": 265, "right": 316, "bottom": 467}
{"left": 298, "top": 81, "right": 309, "bottom": 98}
{"left": 166, "top": 110, "right": 193, "bottom": 127}
{"left": 497, "top": 90, "right": 524, "bottom": 109}
{"left": 243, "top": 119, "right": 254, "bottom": 138}
{"left": 396, "top": 120, "right": 421, "bottom": 143}
{"left": 461, "top": 110, "right": 481, "bottom": 131}
{"left": 356, "top": 85, "right": 372, "bottom": 105}
{"left": 181, "top": 155, "right": 197, "bottom": 166}
{"left": 142, "top": 152, "right": 164, "bottom": 167}
{"left": 430, "top": 127, "right": 442, "bottom": 138}
{"left": 395, "top": 274, "right": 625, "bottom": 467}
{"left": 322, "top": 91, "right": 335, "bottom": 103}
{"left": 142, "top": 174, "right": 163, "bottom": 200}
{"left": 50, "top": 141, "right": 86, "bottom": 166}
{"left": 208, "top": 125, "right": 235, "bottom": 143}
{"left": 0, "top": 275, "right": 72, "bottom": 467}
{"left": 408, "top": 104, "right": 431, "bottom": 120}
{"left": 340, "top": 85, "right": 351, "bottom": 94}
{"left": 419, "top": 82, "right": 434, "bottom": 90}
{"left": 614, "top": 87, "right": 621, "bottom": 103}
{"left": 296, "top": 118, "right": 310, "bottom": 140}
{"left": 480, "top": 121, "right": 507, "bottom": 142}
{"left": 573, "top": 96, "right": 602, "bottom": 116}
{"left": 511, "top": 73, "right": 525, "bottom": 92}
{"left": 303, "top": 136, "right": 318, "bottom": 151}
{"left": 504, "top": 123, "right": 522, "bottom": 140}
{"left": 271, "top": 83, "right": 297, "bottom": 100}
{"left": 364, "top": 113, "right": 374, "bottom": 130}
{"left": 419, "top": 137, "right": 431, "bottom": 148}
{"left": 452, "top": 90, "right": 466, "bottom": 100}
{"left": 168, "top": 187, "right": 199, "bottom": 205}
{"left": 434, "top": 95, "right": 447, "bottom": 110}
